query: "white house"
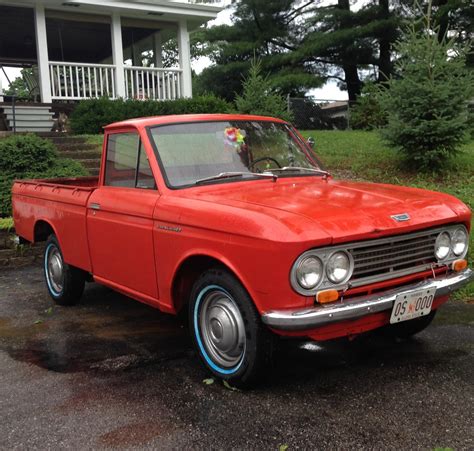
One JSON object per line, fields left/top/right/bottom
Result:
{"left": 0, "top": 0, "right": 223, "bottom": 109}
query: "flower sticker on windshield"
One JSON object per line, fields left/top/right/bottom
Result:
{"left": 224, "top": 127, "right": 246, "bottom": 148}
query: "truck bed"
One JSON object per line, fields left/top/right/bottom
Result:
{"left": 12, "top": 176, "right": 99, "bottom": 272}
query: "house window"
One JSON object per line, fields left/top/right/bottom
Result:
{"left": 104, "top": 132, "right": 155, "bottom": 189}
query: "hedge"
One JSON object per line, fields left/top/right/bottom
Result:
{"left": 0, "top": 134, "right": 87, "bottom": 217}
{"left": 70, "top": 95, "right": 232, "bottom": 134}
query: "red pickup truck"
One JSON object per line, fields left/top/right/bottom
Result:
{"left": 12, "top": 114, "right": 472, "bottom": 386}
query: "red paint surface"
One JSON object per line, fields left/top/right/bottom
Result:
{"left": 11, "top": 114, "right": 472, "bottom": 341}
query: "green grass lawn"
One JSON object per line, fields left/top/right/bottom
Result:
{"left": 301, "top": 130, "right": 473, "bottom": 301}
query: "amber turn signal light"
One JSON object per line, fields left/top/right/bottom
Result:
{"left": 452, "top": 259, "right": 468, "bottom": 272}
{"left": 316, "top": 289, "right": 339, "bottom": 304}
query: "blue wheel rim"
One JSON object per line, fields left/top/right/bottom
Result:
{"left": 193, "top": 285, "right": 245, "bottom": 375}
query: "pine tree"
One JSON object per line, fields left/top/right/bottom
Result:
{"left": 194, "top": 0, "right": 324, "bottom": 101}
{"left": 235, "top": 58, "right": 292, "bottom": 121}
{"left": 377, "top": 2, "right": 474, "bottom": 170}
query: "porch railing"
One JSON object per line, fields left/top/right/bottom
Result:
{"left": 49, "top": 61, "right": 116, "bottom": 100}
{"left": 48, "top": 62, "right": 183, "bottom": 101}
{"left": 124, "top": 66, "right": 183, "bottom": 101}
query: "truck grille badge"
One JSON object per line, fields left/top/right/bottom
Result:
{"left": 390, "top": 213, "right": 410, "bottom": 222}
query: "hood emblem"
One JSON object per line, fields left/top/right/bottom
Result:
{"left": 391, "top": 213, "right": 410, "bottom": 222}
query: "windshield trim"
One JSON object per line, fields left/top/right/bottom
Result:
{"left": 146, "top": 119, "right": 322, "bottom": 190}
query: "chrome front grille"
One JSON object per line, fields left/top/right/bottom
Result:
{"left": 349, "top": 232, "right": 438, "bottom": 282}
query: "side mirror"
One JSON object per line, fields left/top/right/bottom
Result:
{"left": 307, "top": 137, "right": 315, "bottom": 149}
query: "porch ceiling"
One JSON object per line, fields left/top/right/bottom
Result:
{"left": 0, "top": 0, "right": 222, "bottom": 31}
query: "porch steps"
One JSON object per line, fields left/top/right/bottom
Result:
{"left": 0, "top": 105, "right": 55, "bottom": 133}
{"left": 44, "top": 135, "right": 102, "bottom": 176}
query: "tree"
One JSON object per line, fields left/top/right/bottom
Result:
{"left": 235, "top": 58, "right": 292, "bottom": 121}
{"left": 195, "top": 0, "right": 471, "bottom": 102}
{"left": 377, "top": 2, "right": 474, "bottom": 170}
{"left": 4, "top": 68, "right": 30, "bottom": 98}
{"left": 194, "top": 0, "right": 324, "bottom": 101}
{"left": 195, "top": 0, "right": 402, "bottom": 102}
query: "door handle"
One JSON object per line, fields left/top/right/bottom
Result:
{"left": 90, "top": 203, "right": 101, "bottom": 210}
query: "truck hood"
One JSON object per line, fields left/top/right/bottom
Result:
{"left": 181, "top": 177, "right": 469, "bottom": 243}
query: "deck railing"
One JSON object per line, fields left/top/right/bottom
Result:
{"left": 49, "top": 61, "right": 116, "bottom": 100}
{"left": 124, "top": 66, "right": 183, "bottom": 101}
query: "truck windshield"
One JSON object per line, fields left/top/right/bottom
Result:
{"left": 148, "top": 121, "right": 321, "bottom": 188}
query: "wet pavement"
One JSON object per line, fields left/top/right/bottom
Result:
{"left": 0, "top": 265, "right": 473, "bottom": 449}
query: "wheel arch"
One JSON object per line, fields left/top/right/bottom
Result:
{"left": 171, "top": 253, "right": 254, "bottom": 314}
{"left": 34, "top": 219, "right": 58, "bottom": 243}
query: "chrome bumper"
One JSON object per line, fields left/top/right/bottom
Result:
{"left": 262, "top": 268, "right": 473, "bottom": 331}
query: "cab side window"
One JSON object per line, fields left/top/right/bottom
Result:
{"left": 104, "top": 132, "right": 156, "bottom": 189}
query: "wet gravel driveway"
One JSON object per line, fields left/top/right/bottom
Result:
{"left": 0, "top": 265, "right": 473, "bottom": 449}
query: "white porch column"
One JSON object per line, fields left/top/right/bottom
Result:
{"left": 153, "top": 32, "right": 163, "bottom": 68}
{"left": 177, "top": 20, "right": 192, "bottom": 98}
{"left": 34, "top": 3, "right": 52, "bottom": 103}
{"left": 111, "top": 12, "right": 126, "bottom": 98}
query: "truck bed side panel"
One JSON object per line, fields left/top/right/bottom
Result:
{"left": 12, "top": 181, "right": 94, "bottom": 272}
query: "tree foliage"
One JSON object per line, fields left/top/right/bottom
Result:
{"left": 194, "top": 0, "right": 472, "bottom": 102}
{"left": 234, "top": 58, "right": 292, "bottom": 121}
{"left": 376, "top": 4, "right": 474, "bottom": 170}
{"left": 4, "top": 68, "right": 31, "bottom": 98}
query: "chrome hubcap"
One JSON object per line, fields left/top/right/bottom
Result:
{"left": 199, "top": 290, "right": 245, "bottom": 368}
{"left": 47, "top": 247, "right": 64, "bottom": 293}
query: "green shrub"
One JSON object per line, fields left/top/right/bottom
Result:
{"left": 70, "top": 95, "right": 232, "bottom": 134}
{"left": 0, "top": 134, "right": 87, "bottom": 217}
{"left": 376, "top": 11, "right": 474, "bottom": 171}
{"left": 350, "top": 83, "right": 387, "bottom": 130}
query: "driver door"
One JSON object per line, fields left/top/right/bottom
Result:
{"left": 87, "top": 130, "right": 160, "bottom": 301}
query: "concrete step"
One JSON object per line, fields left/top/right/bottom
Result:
{"left": 80, "top": 159, "right": 102, "bottom": 168}
{"left": 55, "top": 142, "right": 100, "bottom": 152}
{"left": 60, "top": 150, "right": 102, "bottom": 160}
{"left": 47, "top": 136, "right": 89, "bottom": 145}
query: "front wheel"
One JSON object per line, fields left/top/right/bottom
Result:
{"left": 189, "top": 268, "right": 274, "bottom": 388}
{"left": 44, "top": 235, "right": 85, "bottom": 305}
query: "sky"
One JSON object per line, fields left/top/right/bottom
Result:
{"left": 1, "top": 3, "right": 348, "bottom": 101}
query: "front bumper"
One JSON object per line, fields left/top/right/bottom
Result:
{"left": 262, "top": 268, "right": 473, "bottom": 331}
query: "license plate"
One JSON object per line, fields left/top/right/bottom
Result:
{"left": 390, "top": 288, "right": 435, "bottom": 324}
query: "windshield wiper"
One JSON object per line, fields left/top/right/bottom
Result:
{"left": 264, "top": 167, "right": 330, "bottom": 178}
{"left": 195, "top": 171, "right": 277, "bottom": 185}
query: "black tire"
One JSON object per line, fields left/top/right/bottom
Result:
{"left": 189, "top": 267, "right": 274, "bottom": 388}
{"left": 385, "top": 311, "right": 437, "bottom": 339}
{"left": 44, "top": 235, "right": 85, "bottom": 306}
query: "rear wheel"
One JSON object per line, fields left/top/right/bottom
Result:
{"left": 385, "top": 311, "right": 437, "bottom": 339}
{"left": 44, "top": 235, "right": 85, "bottom": 305}
{"left": 189, "top": 268, "right": 274, "bottom": 388}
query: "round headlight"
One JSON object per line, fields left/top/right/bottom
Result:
{"left": 296, "top": 256, "right": 323, "bottom": 289}
{"left": 435, "top": 232, "right": 451, "bottom": 260}
{"left": 452, "top": 227, "right": 468, "bottom": 256}
{"left": 326, "top": 251, "right": 351, "bottom": 284}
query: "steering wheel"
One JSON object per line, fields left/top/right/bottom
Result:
{"left": 249, "top": 157, "right": 282, "bottom": 173}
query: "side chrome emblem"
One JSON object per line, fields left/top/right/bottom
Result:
{"left": 391, "top": 213, "right": 410, "bottom": 222}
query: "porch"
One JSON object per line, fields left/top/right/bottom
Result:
{"left": 0, "top": 1, "right": 223, "bottom": 104}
